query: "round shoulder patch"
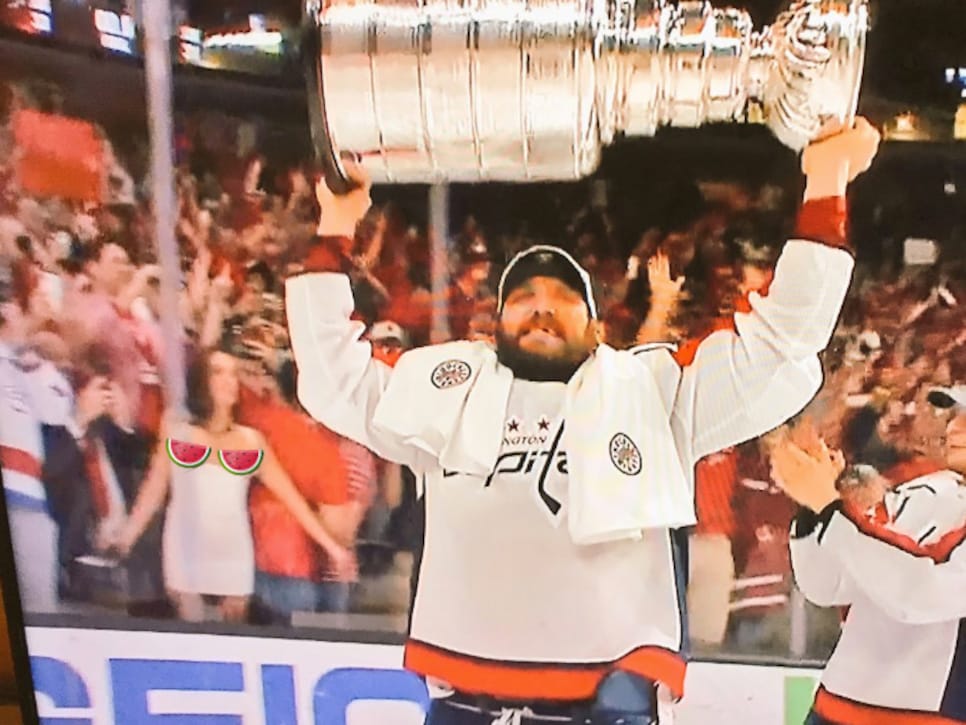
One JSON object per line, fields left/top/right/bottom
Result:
{"left": 609, "top": 433, "right": 643, "bottom": 476}
{"left": 430, "top": 359, "right": 472, "bottom": 390}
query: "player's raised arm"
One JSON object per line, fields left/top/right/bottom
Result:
{"left": 284, "top": 163, "right": 427, "bottom": 470}
{"left": 674, "top": 119, "right": 881, "bottom": 462}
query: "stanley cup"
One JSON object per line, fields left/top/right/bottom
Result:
{"left": 304, "top": 0, "right": 869, "bottom": 188}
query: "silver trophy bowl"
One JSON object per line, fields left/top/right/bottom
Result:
{"left": 304, "top": 0, "right": 868, "bottom": 189}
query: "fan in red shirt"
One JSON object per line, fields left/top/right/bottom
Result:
{"left": 237, "top": 381, "right": 355, "bottom": 622}
{"left": 440, "top": 238, "right": 491, "bottom": 342}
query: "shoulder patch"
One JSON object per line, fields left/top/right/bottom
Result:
{"left": 431, "top": 360, "right": 472, "bottom": 390}
{"left": 609, "top": 432, "right": 643, "bottom": 476}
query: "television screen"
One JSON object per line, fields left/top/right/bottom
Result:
{"left": 0, "top": 5, "right": 964, "bottom": 724}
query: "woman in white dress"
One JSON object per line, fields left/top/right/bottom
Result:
{"left": 114, "top": 348, "right": 352, "bottom": 622}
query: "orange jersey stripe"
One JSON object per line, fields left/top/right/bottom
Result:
{"left": 814, "top": 687, "right": 962, "bottom": 725}
{"left": 404, "top": 639, "right": 686, "bottom": 702}
{"left": 929, "top": 524, "right": 966, "bottom": 564}
{"left": 0, "top": 446, "right": 42, "bottom": 479}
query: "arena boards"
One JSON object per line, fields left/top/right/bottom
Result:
{"left": 26, "top": 624, "right": 821, "bottom": 725}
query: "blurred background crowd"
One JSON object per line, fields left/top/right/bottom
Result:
{"left": 1, "top": 1, "right": 965, "bottom": 665}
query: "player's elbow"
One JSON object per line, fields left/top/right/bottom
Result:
{"left": 736, "top": 310, "right": 838, "bottom": 363}
{"left": 769, "top": 332, "right": 834, "bottom": 363}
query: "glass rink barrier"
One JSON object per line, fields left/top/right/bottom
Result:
{"left": 0, "top": 2, "right": 964, "bottom": 724}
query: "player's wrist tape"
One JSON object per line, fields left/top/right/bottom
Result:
{"left": 302, "top": 235, "right": 354, "bottom": 274}
{"left": 795, "top": 197, "right": 850, "bottom": 253}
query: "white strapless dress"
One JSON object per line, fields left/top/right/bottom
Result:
{"left": 163, "top": 460, "right": 255, "bottom": 597}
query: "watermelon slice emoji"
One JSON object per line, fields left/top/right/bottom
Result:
{"left": 166, "top": 439, "right": 211, "bottom": 468}
{"left": 218, "top": 449, "right": 264, "bottom": 476}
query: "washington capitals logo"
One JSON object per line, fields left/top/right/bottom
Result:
{"left": 431, "top": 360, "right": 471, "bottom": 389}
{"left": 609, "top": 433, "right": 642, "bottom": 476}
{"left": 444, "top": 421, "right": 567, "bottom": 517}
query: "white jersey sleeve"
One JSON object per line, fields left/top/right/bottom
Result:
{"left": 285, "top": 272, "right": 429, "bottom": 471}
{"left": 675, "top": 241, "right": 855, "bottom": 461}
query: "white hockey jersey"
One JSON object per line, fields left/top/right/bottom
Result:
{"left": 0, "top": 341, "right": 46, "bottom": 511}
{"left": 286, "top": 239, "right": 855, "bottom": 702}
{"left": 790, "top": 470, "right": 966, "bottom": 724}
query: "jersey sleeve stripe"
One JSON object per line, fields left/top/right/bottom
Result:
{"left": 794, "top": 197, "right": 850, "bottom": 253}
{"left": 841, "top": 507, "right": 966, "bottom": 564}
{"left": 0, "top": 445, "right": 42, "bottom": 479}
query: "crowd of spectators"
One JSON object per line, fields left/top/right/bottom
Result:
{"left": 1, "top": 74, "right": 963, "bottom": 662}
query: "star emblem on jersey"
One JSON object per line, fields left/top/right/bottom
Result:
{"left": 507, "top": 418, "right": 520, "bottom": 432}
{"left": 609, "top": 433, "right": 642, "bottom": 476}
{"left": 430, "top": 359, "right": 472, "bottom": 389}
{"left": 537, "top": 416, "right": 551, "bottom": 431}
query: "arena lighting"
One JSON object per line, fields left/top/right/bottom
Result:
{"left": 895, "top": 112, "right": 915, "bottom": 132}
{"left": 203, "top": 30, "right": 283, "bottom": 49}
{"left": 945, "top": 67, "right": 966, "bottom": 100}
{"left": 27, "top": 0, "right": 50, "bottom": 33}
{"left": 93, "top": 7, "right": 135, "bottom": 54}
{"left": 203, "top": 12, "right": 283, "bottom": 51}
{"left": 955, "top": 104, "right": 966, "bottom": 140}
{"left": 178, "top": 24, "right": 202, "bottom": 64}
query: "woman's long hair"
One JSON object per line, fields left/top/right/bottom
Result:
{"left": 185, "top": 346, "right": 239, "bottom": 427}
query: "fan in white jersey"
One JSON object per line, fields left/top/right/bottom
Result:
{"left": 0, "top": 274, "right": 58, "bottom": 612}
{"left": 774, "top": 388, "right": 966, "bottom": 725}
{"left": 285, "top": 122, "right": 879, "bottom": 725}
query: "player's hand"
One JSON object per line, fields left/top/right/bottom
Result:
{"left": 802, "top": 117, "right": 881, "bottom": 200}
{"left": 769, "top": 432, "right": 844, "bottom": 513}
{"left": 315, "top": 156, "right": 372, "bottom": 238}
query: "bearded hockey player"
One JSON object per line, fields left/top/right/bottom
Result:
{"left": 285, "top": 120, "right": 880, "bottom": 724}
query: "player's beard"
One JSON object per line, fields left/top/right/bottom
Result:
{"left": 495, "top": 323, "right": 593, "bottom": 383}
